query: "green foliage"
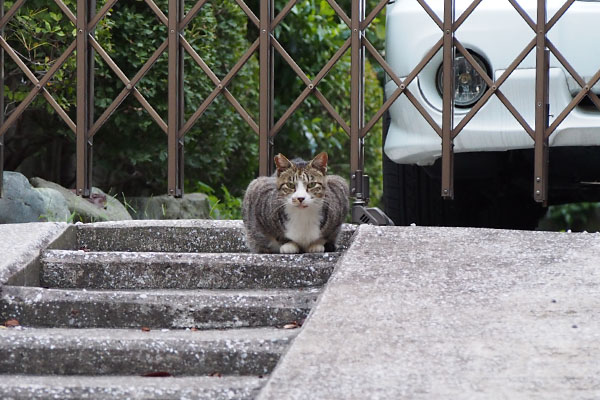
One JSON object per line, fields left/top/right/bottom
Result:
{"left": 268, "top": 0, "right": 386, "bottom": 206}
{"left": 93, "top": 0, "right": 259, "bottom": 196}
{"left": 196, "top": 182, "right": 242, "bottom": 220}
{"left": 4, "top": 0, "right": 99, "bottom": 120}
{"left": 545, "top": 202, "right": 600, "bottom": 232}
{"left": 4, "top": 0, "right": 386, "bottom": 211}
{"left": 4, "top": 0, "right": 259, "bottom": 197}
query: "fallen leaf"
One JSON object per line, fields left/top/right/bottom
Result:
{"left": 69, "top": 190, "right": 106, "bottom": 209}
{"left": 191, "top": 327, "right": 198, "bottom": 331}
{"left": 283, "top": 322, "right": 300, "bottom": 329}
{"left": 142, "top": 371, "right": 172, "bottom": 377}
{"left": 210, "top": 372, "right": 222, "bottom": 378}
{"left": 4, "top": 319, "right": 19, "bottom": 327}
{"left": 141, "top": 327, "right": 150, "bottom": 332}
{"left": 282, "top": 319, "right": 305, "bottom": 329}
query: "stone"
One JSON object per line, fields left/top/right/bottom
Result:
{"left": 33, "top": 187, "right": 71, "bottom": 222}
{"left": 127, "top": 193, "right": 210, "bottom": 220}
{"left": 0, "top": 171, "right": 47, "bottom": 223}
{"left": 30, "top": 177, "right": 132, "bottom": 223}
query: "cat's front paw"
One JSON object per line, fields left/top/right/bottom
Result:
{"left": 307, "top": 243, "right": 325, "bottom": 253}
{"left": 280, "top": 242, "right": 300, "bottom": 254}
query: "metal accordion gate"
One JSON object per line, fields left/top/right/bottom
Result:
{"left": 1, "top": 0, "right": 599, "bottom": 224}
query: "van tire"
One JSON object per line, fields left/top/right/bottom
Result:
{"left": 382, "top": 112, "right": 545, "bottom": 229}
{"left": 382, "top": 156, "right": 546, "bottom": 229}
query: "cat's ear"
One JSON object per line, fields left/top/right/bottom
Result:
{"left": 274, "top": 154, "right": 292, "bottom": 176}
{"left": 309, "top": 152, "right": 328, "bottom": 174}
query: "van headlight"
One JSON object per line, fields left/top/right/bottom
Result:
{"left": 436, "top": 51, "right": 489, "bottom": 108}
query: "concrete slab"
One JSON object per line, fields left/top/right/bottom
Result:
{"left": 259, "top": 225, "right": 600, "bottom": 399}
{"left": 0, "top": 375, "right": 264, "bottom": 400}
{"left": 0, "top": 327, "right": 295, "bottom": 375}
{"left": 1, "top": 285, "right": 319, "bottom": 329}
{"left": 0, "top": 222, "right": 69, "bottom": 286}
{"left": 40, "top": 250, "right": 341, "bottom": 289}
{"left": 75, "top": 220, "right": 355, "bottom": 253}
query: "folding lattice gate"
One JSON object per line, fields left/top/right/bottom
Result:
{"left": 1, "top": 0, "right": 599, "bottom": 224}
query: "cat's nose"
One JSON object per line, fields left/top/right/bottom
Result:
{"left": 296, "top": 197, "right": 305, "bottom": 203}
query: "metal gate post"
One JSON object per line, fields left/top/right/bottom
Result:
{"left": 349, "top": 0, "right": 392, "bottom": 225}
{"left": 167, "top": 0, "right": 184, "bottom": 197}
{"left": 350, "top": 0, "right": 365, "bottom": 206}
{"left": 76, "top": 0, "right": 94, "bottom": 197}
{"left": 177, "top": 0, "right": 184, "bottom": 194}
{"left": 259, "top": 0, "right": 274, "bottom": 176}
{"left": 168, "top": 0, "right": 184, "bottom": 197}
{"left": 441, "top": 0, "right": 455, "bottom": 198}
{"left": 0, "top": 0, "right": 4, "bottom": 198}
{"left": 534, "top": 0, "right": 549, "bottom": 205}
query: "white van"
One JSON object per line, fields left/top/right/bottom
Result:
{"left": 383, "top": 0, "right": 600, "bottom": 228}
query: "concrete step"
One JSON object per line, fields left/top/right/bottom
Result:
{"left": 75, "top": 220, "right": 248, "bottom": 253}
{"left": 0, "top": 375, "right": 264, "bottom": 400}
{"left": 0, "top": 327, "right": 295, "bottom": 376}
{"left": 73, "top": 220, "right": 355, "bottom": 253}
{"left": 40, "top": 250, "right": 341, "bottom": 289}
{"left": 0, "top": 285, "right": 318, "bottom": 329}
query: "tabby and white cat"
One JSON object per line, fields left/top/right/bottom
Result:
{"left": 242, "top": 152, "right": 349, "bottom": 254}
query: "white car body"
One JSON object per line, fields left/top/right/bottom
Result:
{"left": 384, "top": 0, "right": 600, "bottom": 166}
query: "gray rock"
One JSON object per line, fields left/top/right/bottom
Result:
{"left": 30, "top": 177, "right": 131, "bottom": 223}
{"left": 0, "top": 172, "right": 47, "bottom": 223}
{"left": 128, "top": 193, "right": 210, "bottom": 220}
{"left": 33, "top": 187, "right": 71, "bottom": 222}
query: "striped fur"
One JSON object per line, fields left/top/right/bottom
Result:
{"left": 242, "top": 153, "right": 349, "bottom": 254}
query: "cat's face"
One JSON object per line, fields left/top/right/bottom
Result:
{"left": 275, "top": 153, "right": 328, "bottom": 210}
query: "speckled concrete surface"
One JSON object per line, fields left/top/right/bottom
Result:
{"left": 0, "top": 222, "right": 68, "bottom": 286}
{"left": 76, "top": 220, "right": 249, "bottom": 252}
{"left": 6, "top": 221, "right": 600, "bottom": 398}
{"left": 1, "top": 285, "right": 319, "bottom": 329}
{"left": 0, "top": 219, "right": 347, "bottom": 398}
{"left": 40, "top": 250, "right": 341, "bottom": 289}
{"left": 76, "top": 220, "right": 355, "bottom": 253}
{"left": 0, "top": 376, "right": 265, "bottom": 400}
{"left": 259, "top": 225, "right": 600, "bottom": 400}
{"left": 0, "top": 327, "right": 295, "bottom": 375}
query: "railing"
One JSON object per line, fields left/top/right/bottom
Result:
{"left": 1, "top": 0, "right": 599, "bottom": 224}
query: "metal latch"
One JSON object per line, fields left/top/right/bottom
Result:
{"left": 350, "top": 171, "right": 394, "bottom": 226}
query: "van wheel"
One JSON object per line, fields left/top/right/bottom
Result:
{"left": 382, "top": 113, "right": 546, "bottom": 229}
{"left": 382, "top": 154, "right": 451, "bottom": 226}
{"left": 382, "top": 155, "right": 546, "bottom": 229}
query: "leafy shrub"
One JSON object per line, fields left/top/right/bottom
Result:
{"left": 3, "top": 0, "right": 386, "bottom": 207}
{"left": 543, "top": 202, "right": 600, "bottom": 232}
{"left": 4, "top": 0, "right": 259, "bottom": 197}
{"left": 195, "top": 182, "right": 242, "bottom": 220}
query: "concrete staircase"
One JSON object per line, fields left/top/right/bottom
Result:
{"left": 0, "top": 221, "right": 353, "bottom": 399}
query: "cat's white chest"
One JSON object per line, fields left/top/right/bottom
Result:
{"left": 284, "top": 205, "right": 321, "bottom": 250}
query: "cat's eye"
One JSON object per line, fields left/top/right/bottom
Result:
{"left": 284, "top": 182, "right": 295, "bottom": 190}
{"left": 307, "top": 182, "right": 320, "bottom": 189}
